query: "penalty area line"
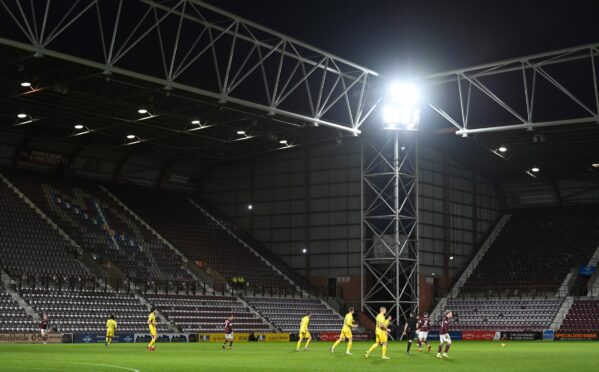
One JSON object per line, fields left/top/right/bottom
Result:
{"left": 66, "top": 362, "right": 141, "bottom": 372}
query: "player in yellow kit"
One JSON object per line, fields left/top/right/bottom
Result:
{"left": 330, "top": 307, "right": 357, "bottom": 355}
{"left": 147, "top": 307, "right": 157, "bottom": 351}
{"left": 296, "top": 312, "right": 312, "bottom": 351}
{"left": 105, "top": 314, "right": 117, "bottom": 347}
{"left": 365, "top": 306, "right": 390, "bottom": 360}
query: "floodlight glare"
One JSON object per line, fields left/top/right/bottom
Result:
{"left": 191, "top": 120, "right": 201, "bottom": 125}
{"left": 20, "top": 82, "right": 32, "bottom": 87}
{"left": 279, "top": 139, "right": 288, "bottom": 145}
{"left": 247, "top": 204, "right": 253, "bottom": 210}
{"left": 302, "top": 248, "right": 308, "bottom": 254}
{"left": 126, "top": 134, "right": 136, "bottom": 139}
{"left": 137, "top": 109, "right": 148, "bottom": 114}
{"left": 17, "top": 113, "right": 27, "bottom": 119}
{"left": 237, "top": 130, "right": 246, "bottom": 135}
{"left": 74, "top": 124, "right": 84, "bottom": 130}
{"left": 531, "top": 167, "right": 540, "bottom": 173}
{"left": 498, "top": 146, "right": 508, "bottom": 153}
{"left": 592, "top": 163, "right": 599, "bottom": 168}
{"left": 383, "top": 82, "right": 421, "bottom": 130}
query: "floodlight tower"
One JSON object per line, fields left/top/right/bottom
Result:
{"left": 361, "top": 83, "right": 420, "bottom": 329}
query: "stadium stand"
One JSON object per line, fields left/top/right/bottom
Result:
{"left": 443, "top": 298, "right": 562, "bottom": 331}
{"left": 8, "top": 173, "right": 192, "bottom": 282}
{"left": 559, "top": 298, "right": 599, "bottom": 332}
{"left": 145, "top": 293, "right": 271, "bottom": 333}
{"left": 0, "top": 287, "right": 37, "bottom": 333}
{"left": 108, "top": 187, "right": 297, "bottom": 290}
{"left": 0, "top": 179, "right": 90, "bottom": 278}
{"left": 19, "top": 288, "right": 170, "bottom": 334}
{"left": 464, "top": 206, "right": 599, "bottom": 294}
{"left": 246, "top": 297, "right": 344, "bottom": 332}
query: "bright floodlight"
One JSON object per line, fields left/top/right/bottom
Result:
{"left": 191, "top": 120, "right": 201, "bottom": 125}
{"left": 126, "top": 134, "right": 136, "bottom": 139}
{"left": 592, "top": 163, "right": 599, "bottom": 168}
{"left": 247, "top": 204, "right": 253, "bottom": 210}
{"left": 498, "top": 146, "right": 508, "bottom": 153}
{"left": 20, "top": 82, "right": 32, "bottom": 87}
{"left": 17, "top": 113, "right": 27, "bottom": 119}
{"left": 383, "top": 82, "right": 421, "bottom": 130}
{"left": 137, "top": 108, "right": 148, "bottom": 114}
{"left": 74, "top": 124, "right": 84, "bottom": 130}
{"left": 279, "top": 139, "right": 288, "bottom": 145}
{"left": 237, "top": 130, "right": 246, "bottom": 135}
{"left": 302, "top": 248, "right": 308, "bottom": 254}
{"left": 531, "top": 167, "right": 540, "bottom": 173}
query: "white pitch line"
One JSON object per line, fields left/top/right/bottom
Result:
{"left": 66, "top": 362, "right": 141, "bottom": 372}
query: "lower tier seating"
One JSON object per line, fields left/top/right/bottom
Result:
{"left": 559, "top": 298, "right": 599, "bottom": 331}
{"left": 19, "top": 288, "right": 169, "bottom": 333}
{"left": 246, "top": 297, "right": 344, "bottom": 332}
{"left": 145, "top": 294, "right": 270, "bottom": 333}
{"left": 443, "top": 298, "right": 562, "bottom": 331}
{"left": 0, "top": 287, "right": 37, "bottom": 332}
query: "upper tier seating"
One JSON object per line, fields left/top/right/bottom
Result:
{"left": 465, "top": 207, "right": 599, "bottom": 292}
{"left": 144, "top": 293, "right": 270, "bottom": 333}
{"left": 246, "top": 297, "right": 344, "bottom": 332}
{"left": 9, "top": 173, "right": 191, "bottom": 281}
{"left": 109, "top": 187, "right": 293, "bottom": 289}
{"left": 443, "top": 298, "right": 562, "bottom": 331}
{"left": 19, "top": 288, "right": 169, "bottom": 333}
{"left": 0, "top": 287, "right": 37, "bottom": 332}
{"left": 0, "top": 180, "right": 90, "bottom": 277}
{"left": 559, "top": 299, "right": 599, "bottom": 332}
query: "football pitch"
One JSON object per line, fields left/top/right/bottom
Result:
{"left": 0, "top": 341, "right": 597, "bottom": 371}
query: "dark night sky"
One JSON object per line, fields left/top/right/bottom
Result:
{"left": 205, "top": 0, "right": 599, "bottom": 77}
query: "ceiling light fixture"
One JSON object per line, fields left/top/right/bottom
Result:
{"left": 74, "top": 124, "right": 84, "bottom": 130}
{"left": 531, "top": 167, "right": 540, "bottom": 173}
{"left": 137, "top": 109, "right": 148, "bottom": 114}
{"left": 20, "top": 82, "right": 32, "bottom": 87}
{"left": 237, "top": 130, "right": 246, "bottom": 135}
{"left": 498, "top": 146, "right": 507, "bottom": 153}
{"left": 126, "top": 134, "right": 136, "bottom": 139}
{"left": 17, "top": 113, "right": 27, "bottom": 119}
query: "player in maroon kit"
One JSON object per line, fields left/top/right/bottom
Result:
{"left": 417, "top": 312, "right": 432, "bottom": 352}
{"left": 437, "top": 310, "right": 453, "bottom": 358}
{"left": 223, "top": 315, "right": 234, "bottom": 350}
{"left": 39, "top": 314, "right": 49, "bottom": 344}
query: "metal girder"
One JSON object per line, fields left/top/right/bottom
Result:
{"left": 0, "top": 0, "right": 381, "bottom": 134}
{"left": 423, "top": 42, "right": 599, "bottom": 135}
{"left": 361, "top": 131, "right": 419, "bottom": 326}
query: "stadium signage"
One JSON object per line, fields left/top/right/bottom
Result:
{"left": 461, "top": 331, "right": 500, "bottom": 341}
{"left": 198, "top": 333, "right": 290, "bottom": 343}
{"left": 554, "top": 332, "right": 599, "bottom": 341}
{"left": 74, "top": 333, "right": 134, "bottom": 343}
{"left": 0, "top": 333, "right": 66, "bottom": 344}
{"left": 543, "top": 329, "right": 554, "bottom": 341}
{"left": 501, "top": 331, "right": 542, "bottom": 341}
{"left": 317, "top": 332, "right": 369, "bottom": 341}
{"left": 426, "top": 331, "right": 462, "bottom": 341}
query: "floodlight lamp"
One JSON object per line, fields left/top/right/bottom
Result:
{"left": 498, "top": 146, "right": 508, "bottom": 153}
{"left": 531, "top": 167, "right": 540, "bottom": 173}
{"left": 191, "top": 120, "right": 201, "bottom": 125}
{"left": 383, "top": 82, "right": 421, "bottom": 130}
{"left": 247, "top": 204, "right": 253, "bottom": 210}
{"left": 237, "top": 130, "right": 246, "bottom": 135}
{"left": 302, "top": 248, "right": 308, "bottom": 254}
{"left": 279, "top": 139, "right": 288, "bottom": 145}
{"left": 126, "top": 134, "right": 136, "bottom": 139}
{"left": 74, "top": 124, "right": 84, "bottom": 130}
{"left": 20, "top": 82, "right": 32, "bottom": 87}
{"left": 17, "top": 113, "right": 27, "bottom": 119}
{"left": 592, "top": 163, "right": 599, "bottom": 168}
{"left": 137, "top": 109, "right": 148, "bottom": 114}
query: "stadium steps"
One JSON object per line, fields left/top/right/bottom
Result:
{"left": 0, "top": 172, "right": 108, "bottom": 279}
{"left": 186, "top": 198, "right": 303, "bottom": 295}
{"left": 236, "top": 296, "right": 277, "bottom": 331}
{"left": 0, "top": 270, "right": 40, "bottom": 322}
{"left": 550, "top": 296, "right": 574, "bottom": 330}
{"left": 585, "top": 243, "right": 599, "bottom": 296}
{"left": 449, "top": 214, "right": 512, "bottom": 298}
{"left": 133, "top": 291, "right": 179, "bottom": 333}
{"left": 99, "top": 186, "right": 202, "bottom": 283}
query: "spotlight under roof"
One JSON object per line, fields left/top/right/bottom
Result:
{"left": 498, "top": 146, "right": 507, "bottom": 153}
{"left": 279, "top": 139, "right": 288, "bottom": 145}
{"left": 17, "top": 113, "right": 27, "bottom": 119}
{"left": 237, "top": 130, "right": 246, "bottom": 135}
{"left": 137, "top": 109, "right": 148, "bottom": 114}
{"left": 592, "top": 163, "right": 599, "bottom": 168}
{"left": 191, "top": 120, "right": 201, "bottom": 125}
{"left": 126, "top": 134, "right": 136, "bottom": 139}
{"left": 531, "top": 167, "right": 540, "bottom": 173}
{"left": 74, "top": 124, "right": 84, "bottom": 130}
{"left": 20, "top": 82, "right": 31, "bottom": 87}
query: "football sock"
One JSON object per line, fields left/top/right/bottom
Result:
{"left": 438, "top": 344, "right": 443, "bottom": 353}
{"left": 296, "top": 339, "right": 302, "bottom": 350}
{"left": 382, "top": 344, "right": 388, "bottom": 357}
{"left": 305, "top": 339, "right": 311, "bottom": 348}
{"left": 347, "top": 340, "right": 352, "bottom": 353}
{"left": 445, "top": 344, "right": 451, "bottom": 353}
{"left": 332, "top": 339, "right": 342, "bottom": 350}
{"left": 418, "top": 340, "right": 422, "bottom": 348}
{"left": 367, "top": 343, "right": 378, "bottom": 354}
{"left": 229, "top": 341, "right": 233, "bottom": 348}
{"left": 149, "top": 338, "right": 156, "bottom": 348}
{"left": 407, "top": 340, "right": 412, "bottom": 352}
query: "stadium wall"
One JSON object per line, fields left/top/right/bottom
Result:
{"left": 203, "top": 137, "right": 499, "bottom": 298}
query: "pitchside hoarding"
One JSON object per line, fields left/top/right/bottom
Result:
{"left": 554, "top": 332, "right": 599, "bottom": 341}
{"left": 198, "top": 333, "right": 290, "bottom": 342}
{"left": 0, "top": 333, "right": 69, "bottom": 344}
{"left": 73, "top": 333, "right": 134, "bottom": 343}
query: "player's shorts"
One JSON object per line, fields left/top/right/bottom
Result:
{"left": 418, "top": 331, "right": 429, "bottom": 341}
{"left": 375, "top": 329, "right": 388, "bottom": 344}
{"left": 440, "top": 333, "right": 452, "bottom": 344}
{"left": 299, "top": 331, "right": 311, "bottom": 339}
{"left": 106, "top": 331, "right": 114, "bottom": 338}
{"left": 149, "top": 326, "right": 157, "bottom": 337}
{"left": 40, "top": 329, "right": 47, "bottom": 336}
{"left": 340, "top": 326, "right": 353, "bottom": 339}
{"left": 225, "top": 333, "right": 234, "bottom": 341}
{"left": 407, "top": 330, "right": 416, "bottom": 340}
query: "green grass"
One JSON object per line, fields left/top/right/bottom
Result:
{"left": 1, "top": 341, "right": 598, "bottom": 371}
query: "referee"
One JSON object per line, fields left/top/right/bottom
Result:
{"left": 403, "top": 312, "right": 418, "bottom": 354}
